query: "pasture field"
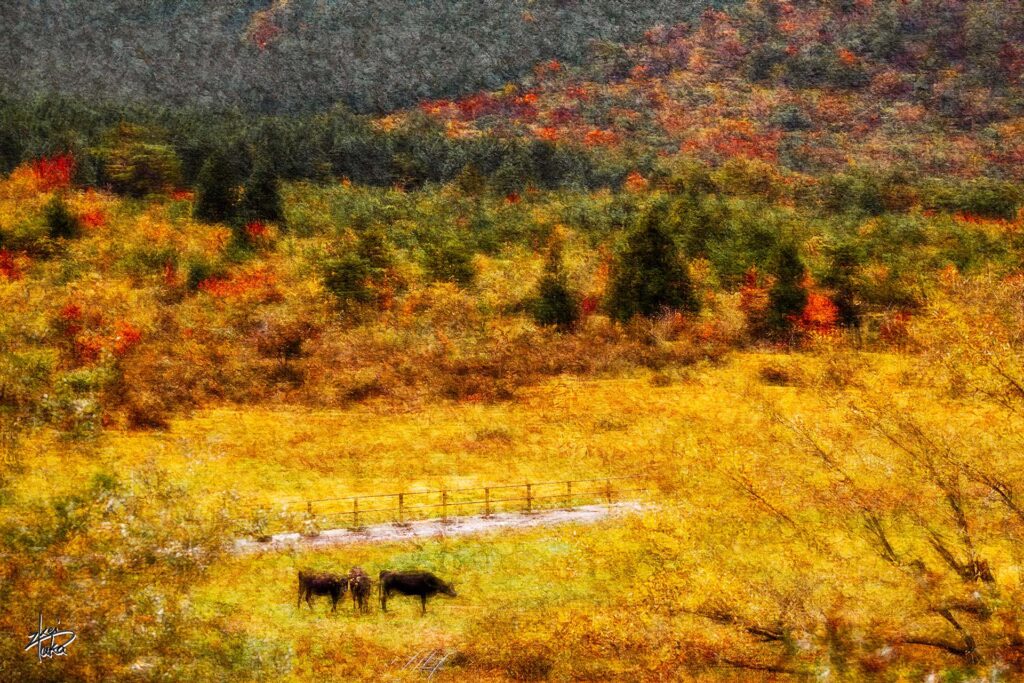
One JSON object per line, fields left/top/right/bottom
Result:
{"left": 11, "top": 347, "right": 1023, "bottom": 680}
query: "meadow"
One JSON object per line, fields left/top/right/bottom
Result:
{"left": 8, "top": 334, "right": 1024, "bottom": 679}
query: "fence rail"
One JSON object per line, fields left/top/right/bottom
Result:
{"left": 237, "top": 476, "right": 646, "bottom": 539}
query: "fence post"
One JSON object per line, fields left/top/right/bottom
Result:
{"left": 605, "top": 479, "right": 613, "bottom": 505}
{"left": 398, "top": 493, "right": 404, "bottom": 524}
{"left": 526, "top": 483, "right": 532, "bottom": 514}
{"left": 353, "top": 497, "right": 360, "bottom": 528}
{"left": 441, "top": 490, "right": 448, "bottom": 523}
{"left": 566, "top": 481, "right": 572, "bottom": 509}
{"left": 484, "top": 488, "right": 491, "bottom": 518}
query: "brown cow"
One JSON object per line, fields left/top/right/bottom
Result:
{"left": 348, "top": 566, "right": 372, "bottom": 614}
{"left": 297, "top": 570, "right": 346, "bottom": 612}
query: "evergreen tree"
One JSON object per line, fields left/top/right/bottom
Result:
{"left": 193, "top": 149, "right": 240, "bottom": 224}
{"left": 767, "top": 242, "right": 809, "bottom": 335}
{"left": 532, "top": 237, "right": 580, "bottom": 330}
{"left": 45, "top": 195, "right": 81, "bottom": 239}
{"left": 607, "top": 205, "right": 699, "bottom": 321}
{"left": 239, "top": 158, "right": 284, "bottom": 224}
{"left": 824, "top": 243, "right": 863, "bottom": 329}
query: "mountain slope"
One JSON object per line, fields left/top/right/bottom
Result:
{"left": 1, "top": 0, "right": 730, "bottom": 114}
{"left": 413, "top": 0, "right": 1024, "bottom": 180}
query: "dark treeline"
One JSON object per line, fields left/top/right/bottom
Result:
{"left": 0, "top": 95, "right": 637, "bottom": 192}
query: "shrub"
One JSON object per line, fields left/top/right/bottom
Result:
{"left": 103, "top": 139, "right": 182, "bottom": 198}
{"left": 321, "top": 252, "right": 374, "bottom": 309}
{"left": 425, "top": 240, "right": 475, "bottom": 286}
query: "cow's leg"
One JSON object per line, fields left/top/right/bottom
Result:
{"left": 297, "top": 586, "right": 303, "bottom": 609}
{"left": 306, "top": 592, "right": 314, "bottom": 610}
{"left": 421, "top": 595, "right": 427, "bottom": 615}
{"left": 381, "top": 590, "right": 388, "bottom": 612}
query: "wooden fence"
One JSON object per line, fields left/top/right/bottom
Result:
{"left": 238, "top": 476, "right": 646, "bottom": 538}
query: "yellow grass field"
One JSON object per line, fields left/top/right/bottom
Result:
{"left": 17, "top": 348, "right": 1017, "bottom": 679}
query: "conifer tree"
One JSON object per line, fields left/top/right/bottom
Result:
{"left": 193, "top": 149, "right": 240, "bottom": 224}
{"left": 607, "top": 205, "right": 699, "bottom": 321}
{"left": 239, "top": 158, "right": 284, "bottom": 224}
{"left": 532, "top": 236, "right": 580, "bottom": 330}
{"left": 767, "top": 242, "right": 809, "bottom": 335}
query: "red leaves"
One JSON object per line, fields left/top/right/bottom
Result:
{"left": 31, "top": 154, "right": 75, "bottom": 191}
{"left": 0, "top": 249, "right": 23, "bottom": 281}
{"left": 837, "top": 48, "right": 859, "bottom": 66}
{"left": 73, "top": 334, "right": 105, "bottom": 365}
{"left": 245, "top": 221, "right": 270, "bottom": 239}
{"left": 251, "top": 18, "right": 282, "bottom": 51}
{"left": 55, "top": 300, "right": 143, "bottom": 363}
{"left": 58, "top": 303, "right": 84, "bottom": 337}
{"left": 198, "top": 267, "right": 280, "bottom": 302}
{"left": 584, "top": 129, "right": 619, "bottom": 146}
{"left": 624, "top": 171, "right": 649, "bottom": 192}
{"left": 80, "top": 209, "right": 106, "bottom": 229}
{"left": 112, "top": 320, "right": 143, "bottom": 356}
{"left": 799, "top": 291, "right": 839, "bottom": 335}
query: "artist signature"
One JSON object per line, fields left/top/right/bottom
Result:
{"left": 24, "top": 612, "right": 76, "bottom": 663}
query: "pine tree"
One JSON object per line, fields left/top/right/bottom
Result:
{"left": 823, "top": 243, "right": 863, "bottom": 330}
{"left": 45, "top": 195, "right": 81, "bottom": 239}
{"left": 532, "top": 238, "right": 580, "bottom": 330}
{"left": 767, "top": 242, "right": 809, "bottom": 336}
{"left": 193, "top": 149, "right": 240, "bottom": 224}
{"left": 239, "top": 158, "right": 284, "bottom": 224}
{"left": 607, "top": 205, "right": 699, "bottom": 321}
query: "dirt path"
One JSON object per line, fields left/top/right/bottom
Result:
{"left": 234, "top": 502, "right": 645, "bottom": 554}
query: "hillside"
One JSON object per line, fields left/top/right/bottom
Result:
{"left": 413, "top": 0, "right": 1024, "bottom": 180}
{"left": 1, "top": 0, "right": 726, "bottom": 114}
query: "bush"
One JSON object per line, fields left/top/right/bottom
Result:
{"left": 321, "top": 252, "right": 374, "bottom": 309}
{"left": 425, "top": 240, "right": 475, "bottom": 286}
{"left": 97, "top": 123, "right": 182, "bottom": 197}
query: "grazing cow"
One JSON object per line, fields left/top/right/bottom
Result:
{"left": 348, "top": 566, "right": 372, "bottom": 614}
{"left": 297, "top": 570, "right": 346, "bottom": 612}
{"left": 379, "top": 570, "right": 457, "bottom": 615}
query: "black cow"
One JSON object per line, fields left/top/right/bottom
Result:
{"left": 348, "top": 566, "right": 372, "bottom": 614}
{"left": 297, "top": 570, "right": 347, "bottom": 612}
{"left": 379, "top": 570, "right": 457, "bottom": 615}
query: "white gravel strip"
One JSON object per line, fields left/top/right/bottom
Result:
{"left": 234, "top": 502, "right": 646, "bottom": 554}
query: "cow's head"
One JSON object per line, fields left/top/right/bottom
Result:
{"left": 443, "top": 582, "right": 457, "bottom": 598}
